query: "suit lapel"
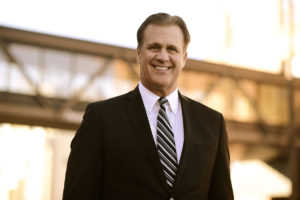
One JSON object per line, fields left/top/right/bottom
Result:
{"left": 123, "top": 87, "right": 170, "bottom": 191}
{"left": 172, "top": 93, "right": 194, "bottom": 192}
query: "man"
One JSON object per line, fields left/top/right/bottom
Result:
{"left": 63, "top": 13, "right": 234, "bottom": 200}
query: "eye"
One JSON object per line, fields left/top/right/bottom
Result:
{"left": 168, "top": 46, "right": 178, "bottom": 53}
{"left": 148, "top": 45, "right": 160, "bottom": 51}
{"left": 146, "top": 43, "right": 162, "bottom": 51}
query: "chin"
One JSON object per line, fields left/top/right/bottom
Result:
{"left": 154, "top": 83, "right": 174, "bottom": 92}
{"left": 153, "top": 81, "right": 169, "bottom": 88}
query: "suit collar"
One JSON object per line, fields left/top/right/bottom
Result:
{"left": 124, "top": 88, "right": 194, "bottom": 193}
{"left": 172, "top": 93, "right": 193, "bottom": 192}
{"left": 124, "top": 87, "right": 170, "bottom": 191}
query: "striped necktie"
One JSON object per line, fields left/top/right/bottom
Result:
{"left": 156, "top": 97, "right": 178, "bottom": 189}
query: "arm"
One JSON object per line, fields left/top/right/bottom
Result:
{"left": 208, "top": 114, "right": 234, "bottom": 200}
{"left": 63, "top": 103, "right": 103, "bottom": 200}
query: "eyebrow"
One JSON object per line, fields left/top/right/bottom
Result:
{"left": 146, "top": 43, "right": 160, "bottom": 47}
{"left": 146, "top": 43, "right": 180, "bottom": 49}
{"left": 167, "top": 44, "right": 178, "bottom": 49}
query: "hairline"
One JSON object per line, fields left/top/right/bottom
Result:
{"left": 137, "top": 13, "right": 190, "bottom": 51}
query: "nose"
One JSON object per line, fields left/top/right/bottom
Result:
{"left": 156, "top": 49, "right": 169, "bottom": 62}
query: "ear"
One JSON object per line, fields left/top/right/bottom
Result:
{"left": 136, "top": 47, "right": 141, "bottom": 64}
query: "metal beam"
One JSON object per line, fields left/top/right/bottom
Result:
{"left": 227, "top": 120, "right": 291, "bottom": 148}
{"left": 0, "top": 39, "right": 53, "bottom": 109}
{"left": 0, "top": 91, "right": 299, "bottom": 147}
{"left": 0, "top": 92, "right": 86, "bottom": 130}
{"left": 1, "top": 25, "right": 299, "bottom": 87}
{"left": 59, "top": 57, "right": 112, "bottom": 112}
{"left": 0, "top": 26, "right": 137, "bottom": 62}
{"left": 0, "top": 102, "right": 80, "bottom": 130}
{"left": 199, "top": 75, "right": 224, "bottom": 102}
{"left": 232, "top": 77, "right": 270, "bottom": 135}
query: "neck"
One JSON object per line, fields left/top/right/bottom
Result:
{"left": 140, "top": 80, "right": 177, "bottom": 97}
{"left": 143, "top": 84, "right": 176, "bottom": 97}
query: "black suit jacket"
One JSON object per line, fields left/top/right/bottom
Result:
{"left": 63, "top": 87, "right": 234, "bottom": 200}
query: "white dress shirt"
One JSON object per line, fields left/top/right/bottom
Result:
{"left": 138, "top": 82, "right": 184, "bottom": 162}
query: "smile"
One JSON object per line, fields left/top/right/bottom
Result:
{"left": 152, "top": 65, "right": 170, "bottom": 70}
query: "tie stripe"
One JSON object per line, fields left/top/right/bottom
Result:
{"left": 157, "top": 97, "right": 178, "bottom": 189}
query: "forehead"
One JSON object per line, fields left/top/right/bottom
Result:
{"left": 142, "top": 24, "right": 184, "bottom": 47}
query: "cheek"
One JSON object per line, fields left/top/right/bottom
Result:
{"left": 140, "top": 60, "right": 151, "bottom": 76}
{"left": 177, "top": 57, "right": 186, "bottom": 69}
{"left": 172, "top": 57, "right": 183, "bottom": 68}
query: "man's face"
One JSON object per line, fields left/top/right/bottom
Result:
{"left": 137, "top": 24, "right": 187, "bottom": 96}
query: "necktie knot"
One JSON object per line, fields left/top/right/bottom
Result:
{"left": 159, "top": 97, "right": 168, "bottom": 106}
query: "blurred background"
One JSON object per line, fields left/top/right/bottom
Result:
{"left": 0, "top": 0, "right": 299, "bottom": 199}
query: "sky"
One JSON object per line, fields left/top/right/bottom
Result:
{"left": 0, "top": 0, "right": 210, "bottom": 59}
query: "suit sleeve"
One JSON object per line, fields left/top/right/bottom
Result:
{"left": 208, "top": 114, "right": 234, "bottom": 200}
{"left": 63, "top": 103, "right": 103, "bottom": 200}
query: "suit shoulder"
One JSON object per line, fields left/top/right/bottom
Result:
{"left": 89, "top": 92, "right": 127, "bottom": 107}
{"left": 86, "top": 89, "right": 136, "bottom": 112}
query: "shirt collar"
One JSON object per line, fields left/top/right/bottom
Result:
{"left": 138, "top": 82, "right": 179, "bottom": 114}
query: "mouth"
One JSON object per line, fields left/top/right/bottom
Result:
{"left": 152, "top": 65, "right": 171, "bottom": 70}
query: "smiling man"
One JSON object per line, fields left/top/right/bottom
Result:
{"left": 63, "top": 13, "right": 234, "bottom": 200}
{"left": 137, "top": 23, "right": 187, "bottom": 97}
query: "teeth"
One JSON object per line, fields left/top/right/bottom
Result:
{"left": 154, "top": 66, "right": 168, "bottom": 70}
